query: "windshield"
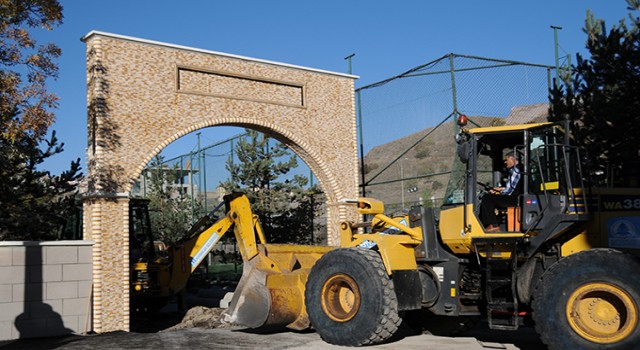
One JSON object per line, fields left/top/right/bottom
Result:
{"left": 443, "top": 153, "right": 466, "bottom": 205}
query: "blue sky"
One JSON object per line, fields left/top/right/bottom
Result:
{"left": 37, "top": 0, "right": 632, "bottom": 176}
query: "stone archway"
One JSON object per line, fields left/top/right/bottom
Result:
{"left": 81, "top": 32, "right": 359, "bottom": 333}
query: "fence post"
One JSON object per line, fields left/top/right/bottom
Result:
{"left": 449, "top": 53, "right": 459, "bottom": 134}
{"left": 357, "top": 90, "right": 366, "bottom": 197}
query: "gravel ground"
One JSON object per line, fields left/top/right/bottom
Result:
{"left": 0, "top": 284, "right": 546, "bottom": 350}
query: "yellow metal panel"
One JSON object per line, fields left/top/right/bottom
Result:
{"left": 189, "top": 216, "right": 232, "bottom": 272}
{"left": 349, "top": 234, "right": 418, "bottom": 274}
{"left": 371, "top": 213, "right": 422, "bottom": 241}
{"left": 230, "top": 195, "right": 260, "bottom": 260}
{"left": 261, "top": 244, "right": 334, "bottom": 272}
{"left": 468, "top": 122, "right": 551, "bottom": 134}
{"left": 561, "top": 230, "right": 596, "bottom": 256}
{"left": 355, "top": 197, "right": 386, "bottom": 215}
{"left": 540, "top": 181, "right": 559, "bottom": 191}
{"left": 439, "top": 204, "right": 524, "bottom": 255}
{"left": 439, "top": 205, "right": 475, "bottom": 254}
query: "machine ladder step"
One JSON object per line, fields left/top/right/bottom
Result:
{"left": 485, "top": 251, "right": 519, "bottom": 331}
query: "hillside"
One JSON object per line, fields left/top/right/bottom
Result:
{"left": 362, "top": 104, "right": 548, "bottom": 210}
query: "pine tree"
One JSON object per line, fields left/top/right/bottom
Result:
{"left": 144, "top": 155, "right": 198, "bottom": 245}
{"left": 0, "top": 130, "right": 81, "bottom": 240}
{"left": 0, "top": 1, "right": 82, "bottom": 240}
{"left": 549, "top": 0, "right": 640, "bottom": 186}
{"left": 221, "top": 129, "right": 323, "bottom": 244}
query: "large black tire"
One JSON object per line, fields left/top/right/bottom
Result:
{"left": 532, "top": 248, "right": 640, "bottom": 350}
{"left": 305, "top": 248, "right": 401, "bottom": 346}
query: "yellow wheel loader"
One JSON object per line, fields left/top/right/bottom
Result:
{"left": 131, "top": 118, "right": 639, "bottom": 350}
{"left": 296, "top": 118, "right": 638, "bottom": 349}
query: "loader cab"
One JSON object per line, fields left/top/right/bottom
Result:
{"left": 439, "top": 119, "right": 589, "bottom": 255}
{"left": 129, "top": 198, "right": 157, "bottom": 261}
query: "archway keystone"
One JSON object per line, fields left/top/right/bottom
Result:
{"left": 81, "top": 32, "right": 359, "bottom": 332}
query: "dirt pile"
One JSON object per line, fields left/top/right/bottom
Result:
{"left": 166, "top": 307, "right": 235, "bottom": 330}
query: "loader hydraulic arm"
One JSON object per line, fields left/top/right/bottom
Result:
{"left": 167, "top": 193, "right": 264, "bottom": 294}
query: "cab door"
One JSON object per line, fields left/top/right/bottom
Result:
{"left": 522, "top": 124, "right": 588, "bottom": 231}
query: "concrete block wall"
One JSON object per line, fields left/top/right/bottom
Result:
{"left": 0, "top": 241, "right": 94, "bottom": 340}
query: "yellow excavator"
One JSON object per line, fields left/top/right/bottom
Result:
{"left": 132, "top": 118, "right": 640, "bottom": 350}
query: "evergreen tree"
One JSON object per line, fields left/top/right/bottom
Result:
{"left": 144, "top": 155, "right": 198, "bottom": 246}
{"left": 0, "top": 0, "right": 82, "bottom": 240}
{"left": 221, "top": 129, "right": 323, "bottom": 244}
{"left": 549, "top": 0, "right": 640, "bottom": 186}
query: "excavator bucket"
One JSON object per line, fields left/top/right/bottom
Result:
{"left": 223, "top": 244, "right": 333, "bottom": 330}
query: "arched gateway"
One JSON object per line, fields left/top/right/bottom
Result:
{"left": 81, "top": 32, "right": 359, "bottom": 333}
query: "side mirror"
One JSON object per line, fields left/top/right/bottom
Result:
{"left": 456, "top": 132, "right": 471, "bottom": 164}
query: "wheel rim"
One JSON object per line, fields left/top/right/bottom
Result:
{"left": 566, "top": 282, "right": 638, "bottom": 344}
{"left": 321, "top": 273, "right": 361, "bottom": 322}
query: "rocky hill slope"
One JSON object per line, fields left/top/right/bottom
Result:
{"left": 362, "top": 104, "right": 548, "bottom": 210}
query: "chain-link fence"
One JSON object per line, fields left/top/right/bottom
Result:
{"left": 133, "top": 53, "right": 554, "bottom": 225}
{"left": 133, "top": 132, "right": 318, "bottom": 219}
{"left": 357, "top": 53, "right": 554, "bottom": 212}
{"left": 134, "top": 133, "right": 242, "bottom": 218}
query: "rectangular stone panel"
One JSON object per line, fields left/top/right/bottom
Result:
{"left": 45, "top": 246, "right": 78, "bottom": 265}
{"left": 0, "top": 302, "right": 22, "bottom": 321}
{"left": 0, "top": 320, "right": 12, "bottom": 341}
{"left": 77, "top": 280, "right": 93, "bottom": 298}
{"left": 0, "top": 250, "right": 11, "bottom": 266}
{"left": 177, "top": 66, "right": 304, "bottom": 107}
{"left": 12, "top": 283, "right": 45, "bottom": 302}
{"left": 0, "top": 266, "right": 25, "bottom": 284}
{"left": 46, "top": 281, "right": 78, "bottom": 300}
{"left": 29, "top": 264, "right": 62, "bottom": 283}
{"left": 78, "top": 246, "right": 93, "bottom": 264}
{"left": 63, "top": 298, "right": 90, "bottom": 316}
{"left": 0, "top": 284, "right": 12, "bottom": 302}
{"left": 62, "top": 263, "right": 92, "bottom": 282}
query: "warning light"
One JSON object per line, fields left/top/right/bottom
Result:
{"left": 457, "top": 114, "right": 468, "bottom": 127}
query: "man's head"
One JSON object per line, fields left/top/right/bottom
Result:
{"left": 504, "top": 151, "right": 518, "bottom": 169}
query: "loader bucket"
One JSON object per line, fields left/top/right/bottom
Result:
{"left": 223, "top": 244, "right": 333, "bottom": 330}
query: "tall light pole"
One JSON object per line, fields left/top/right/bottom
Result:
{"left": 551, "top": 25, "right": 562, "bottom": 88}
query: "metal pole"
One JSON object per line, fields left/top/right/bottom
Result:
{"left": 401, "top": 158, "right": 405, "bottom": 209}
{"left": 230, "top": 139, "right": 234, "bottom": 167}
{"left": 566, "top": 54, "right": 572, "bottom": 86}
{"left": 143, "top": 169, "right": 147, "bottom": 197}
{"left": 449, "top": 53, "right": 458, "bottom": 115}
{"left": 202, "top": 145, "right": 207, "bottom": 213}
{"left": 551, "top": 25, "right": 562, "bottom": 88}
{"left": 197, "top": 132, "right": 202, "bottom": 214}
{"left": 357, "top": 90, "right": 366, "bottom": 197}
{"left": 345, "top": 53, "right": 355, "bottom": 75}
{"left": 547, "top": 67, "right": 553, "bottom": 112}
{"left": 448, "top": 54, "right": 459, "bottom": 135}
{"left": 180, "top": 155, "right": 185, "bottom": 188}
{"left": 190, "top": 152, "right": 195, "bottom": 223}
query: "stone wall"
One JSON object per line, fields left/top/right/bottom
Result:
{"left": 81, "top": 32, "right": 360, "bottom": 333}
{"left": 0, "top": 241, "right": 93, "bottom": 340}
